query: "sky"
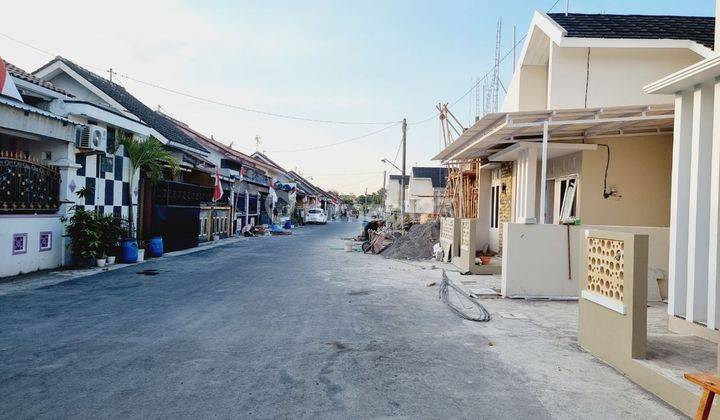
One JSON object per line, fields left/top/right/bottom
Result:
{"left": 1, "top": 0, "right": 714, "bottom": 194}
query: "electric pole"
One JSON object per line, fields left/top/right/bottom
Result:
{"left": 382, "top": 170, "right": 386, "bottom": 213}
{"left": 400, "top": 118, "right": 407, "bottom": 231}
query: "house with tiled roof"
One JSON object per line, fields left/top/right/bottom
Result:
{"left": 434, "top": 9, "right": 713, "bottom": 294}
{"left": 406, "top": 167, "right": 448, "bottom": 216}
{"left": 32, "top": 57, "right": 223, "bottom": 251}
{"left": 0, "top": 59, "right": 81, "bottom": 277}
{"left": 162, "top": 113, "right": 277, "bottom": 231}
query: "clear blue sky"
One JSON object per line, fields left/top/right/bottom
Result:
{"left": 2, "top": 0, "right": 715, "bottom": 193}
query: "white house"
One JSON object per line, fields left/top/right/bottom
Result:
{"left": 644, "top": 3, "right": 720, "bottom": 339}
{"left": 34, "top": 57, "right": 219, "bottom": 252}
{"left": 434, "top": 10, "right": 713, "bottom": 297}
{"left": 384, "top": 174, "right": 408, "bottom": 212}
{"left": 0, "top": 61, "right": 79, "bottom": 276}
{"left": 407, "top": 167, "right": 448, "bottom": 216}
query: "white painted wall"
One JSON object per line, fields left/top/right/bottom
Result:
{"left": 385, "top": 178, "right": 403, "bottom": 211}
{"left": 49, "top": 73, "right": 114, "bottom": 108}
{"left": 408, "top": 178, "right": 435, "bottom": 214}
{"left": 0, "top": 215, "right": 65, "bottom": 277}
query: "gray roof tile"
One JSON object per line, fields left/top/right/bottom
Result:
{"left": 548, "top": 13, "right": 715, "bottom": 49}
{"left": 36, "top": 57, "right": 207, "bottom": 153}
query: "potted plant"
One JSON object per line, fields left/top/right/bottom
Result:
{"left": 119, "top": 134, "right": 178, "bottom": 262}
{"left": 477, "top": 249, "right": 495, "bottom": 266}
{"left": 97, "top": 213, "right": 126, "bottom": 265}
{"left": 96, "top": 251, "right": 107, "bottom": 268}
{"left": 62, "top": 205, "right": 101, "bottom": 267}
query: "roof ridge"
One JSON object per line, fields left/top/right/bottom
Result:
{"left": 4, "top": 60, "right": 74, "bottom": 97}
{"left": 548, "top": 12, "right": 714, "bottom": 19}
{"left": 38, "top": 56, "right": 208, "bottom": 153}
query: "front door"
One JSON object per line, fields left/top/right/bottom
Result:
{"left": 489, "top": 169, "right": 502, "bottom": 253}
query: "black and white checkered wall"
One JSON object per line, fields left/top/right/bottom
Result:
{"left": 70, "top": 145, "right": 134, "bottom": 220}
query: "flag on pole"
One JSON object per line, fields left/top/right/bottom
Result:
{"left": 213, "top": 168, "right": 223, "bottom": 202}
{"left": 0, "top": 59, "right": 23, "bottom": 102}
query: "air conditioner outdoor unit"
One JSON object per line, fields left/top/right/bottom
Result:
{"left": 76, "top": 125, "right": 107, "bottom": 152}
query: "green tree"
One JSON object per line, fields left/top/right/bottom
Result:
{"left": 120, "top": 135, "right": 178, "bottom": 238}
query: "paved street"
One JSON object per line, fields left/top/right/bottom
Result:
{"left": 0, "top": 222, "right": 681, "bottom": 419}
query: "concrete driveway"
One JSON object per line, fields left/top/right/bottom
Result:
{"left": 0, "top": 221, "right": 682, "bottom": 419}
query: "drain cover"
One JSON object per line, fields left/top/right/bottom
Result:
{"left": 136, "top": 269, "right": 160, "bottom": 276}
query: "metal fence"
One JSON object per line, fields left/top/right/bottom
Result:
{"left": 0, "top": 152, "right": 60, "bottom": 213}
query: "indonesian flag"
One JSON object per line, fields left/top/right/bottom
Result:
{"left": 213, "top": 168, "right": 223, "bottom": 202}
{"left": 0, "top": 59, "right": 23, "bottom": 102}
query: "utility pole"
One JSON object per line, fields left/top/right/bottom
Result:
{"left": 382, "top": 170, "right": 387, "bottom": 214}
{"left": 400, "top": 118, "right": 407, "bottom": 231}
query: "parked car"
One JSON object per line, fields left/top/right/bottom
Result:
{"left": 305, "top": 208, "right": 327, "bottom": 224}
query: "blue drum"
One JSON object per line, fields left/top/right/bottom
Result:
{"left": 148, "top": 236, "right": 163, "bottom": 258}
{"left": 121, "top": 239, "right": 138, "bottom": 263}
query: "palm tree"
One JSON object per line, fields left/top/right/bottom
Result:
{"left": 119, "top": 134, "right": 178, "bottom": 239}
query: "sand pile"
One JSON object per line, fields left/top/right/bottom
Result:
{"left": 382, "top": 219, "right": 440, "bottom": 260}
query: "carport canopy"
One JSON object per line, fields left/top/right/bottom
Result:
{"left": 433, "top": 104, "right": 674, "bottom": 163}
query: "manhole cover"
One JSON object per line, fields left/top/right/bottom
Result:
{"left": 136, "top": 269, "right": 160, "bottom": 276}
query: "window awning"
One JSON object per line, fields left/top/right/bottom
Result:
{"left": 433, "top": 104, "right": 674, "bottom": 163}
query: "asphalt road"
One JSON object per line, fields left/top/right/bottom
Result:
{"left": 0, "top": 221, "right": 679, "bottom": 419}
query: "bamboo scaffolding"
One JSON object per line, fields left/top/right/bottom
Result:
{"left": 437, "top": 103, "right": 480, "bottom": 219}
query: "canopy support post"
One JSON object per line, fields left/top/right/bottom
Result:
{"left": 540, "top": 120, "right": 549, "bottom": 224}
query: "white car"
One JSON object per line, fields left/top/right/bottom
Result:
{"left": 305, "top": 208, "right": 327, "bottom": 224}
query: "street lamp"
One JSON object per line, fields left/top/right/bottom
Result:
{"left": 380, "top": 158, "right": 401, "bottom": 172}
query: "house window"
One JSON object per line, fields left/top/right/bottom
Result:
{"left": 107, "top": 127, "right": 116, "bottom": 154}
{"left": 39, "top": 231, "right": 52, "bottom": 252}
{"left": 12, "top": 233, "right": 27, "bottom": 255}
{"left": 490, "top": 185, "right": 500, "bottom": 229}
{"left": 555, "top": 177, "right": 578, "bottom": 223}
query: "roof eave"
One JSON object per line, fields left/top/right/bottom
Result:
{"left": 645, "top": 54, "right": 720, "bottom": 94}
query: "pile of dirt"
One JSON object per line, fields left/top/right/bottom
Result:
{"left": 382, "top": 219, "right": 440, "bottom": 260}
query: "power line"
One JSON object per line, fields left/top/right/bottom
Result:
{"left": 266, "top": 121, "right": 400, "bottom": 153}
{"left": 0, "top": 31, "right": 399, "bottom": 126}
{"left": 547, "top": 0, "right": 563, "bottom": 13}
{"left": 118, "top": 72, "right": 401, "bottom": 126}
{"left": 304, "top": 170, "right": 385, "bottom": 177}
{"left": 335, "top": 173, "right": 384, "bottom": 191}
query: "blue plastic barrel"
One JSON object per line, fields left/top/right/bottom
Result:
{"left": 148, "top": 236, "right": 163, "bottom": 258}
{"left": 121, "top": 239, "right": 138, "bottom": 263}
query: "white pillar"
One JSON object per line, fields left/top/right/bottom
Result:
{"left": 539, "top": 122, "right": 549, "bottom": 224}
{"left": 708, "top": 80, "right": 720, "bottom": 329}
{"left": 524, "top": 146, "right": 538, "bottom": 222}
{"left": 513, "top": 159, "right": 521, "bottom": 221}
{"left": 686, "top": 82, "right": 714, "bottom": 324}
{"left": 669, "top": 90, "right": 693, "bottom": 319}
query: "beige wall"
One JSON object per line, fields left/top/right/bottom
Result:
{"left": 548, "top": 46, "right": 702, "bottom": 109}
{"left": 578, "top": 134, "right": 672, "bottom": 227}
{"left": 504, "top": 64, "right": 548, "bottom": 112}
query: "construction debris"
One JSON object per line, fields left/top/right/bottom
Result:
{"left": 382, "top": 219, "right": 440, "bottom": 260}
